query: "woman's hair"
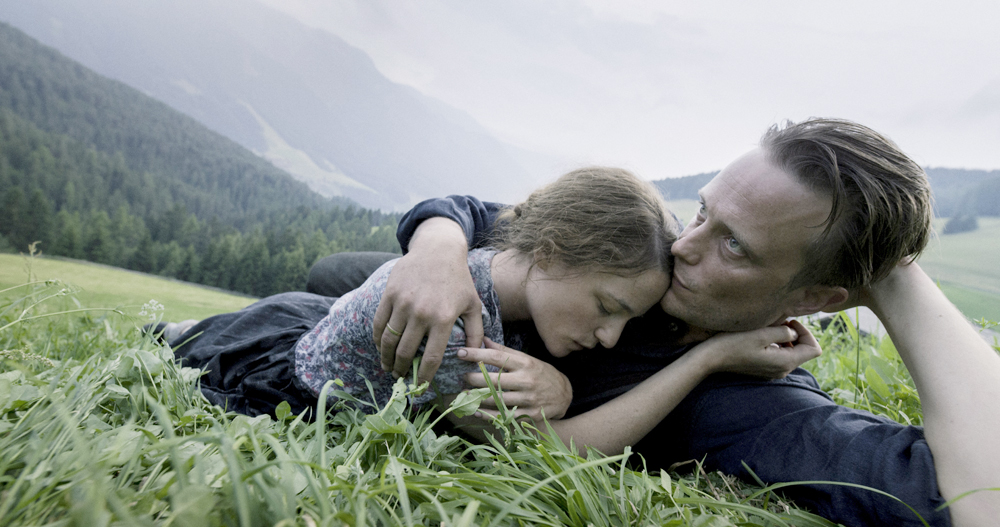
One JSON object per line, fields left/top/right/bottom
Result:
{"left": 492, "top": 166, "right": 679, "bottom": 276}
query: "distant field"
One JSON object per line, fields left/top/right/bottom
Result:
{"left": 919, "top": 217, "right": 1000, "bottom": 321}
{"left": 0, "top": 254, "right": 256, "bottom": 321}
{"left": 663, "top": 198, "right": 700, "bottom": 225}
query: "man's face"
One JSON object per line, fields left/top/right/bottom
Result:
{"left": 661, "top": 148, "right": 834, "bottom": 332}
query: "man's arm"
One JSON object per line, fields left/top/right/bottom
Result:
{"left": 374, "top": 217, "right": 481, "bottom": 381}
{"left": 865, "top": 263, "right": 1000, "bottom": 526}
{"left": 375, "top": 196, "right": 506, "bottom": 382}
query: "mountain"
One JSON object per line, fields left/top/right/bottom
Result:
{"left": 0, "top": 20, "right": 339, "bottom": 225}
{"left": 0, "top": 22, "right": 398, "bottom": 297}
{"left": 0, "top": 0, "right": 540, "bottom": 210}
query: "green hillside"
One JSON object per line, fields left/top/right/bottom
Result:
{"left": 0, "top": 21, "right": 335, "bottom": 222}
{"left": 0, "top": 253, "right": 254, "bottom": 321}
{"left": 0, "top": 22, "right": 399, "bottom": 298}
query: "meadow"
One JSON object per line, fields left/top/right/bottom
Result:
{"left": 0, "top": 253, "right": 256, "bottom": 321}
{"left": 918, "top": 217, "right": 1000, "bottom": 322}
{"left": 1, "top": 249, "right": 975, "bottom": 526}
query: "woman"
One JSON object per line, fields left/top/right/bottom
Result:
{"left": 162, "top": 167, "right": 818, "bottom": 455}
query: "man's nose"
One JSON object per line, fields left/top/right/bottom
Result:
{"left": 671, "top": 226, "right": 702, "bottom": 265}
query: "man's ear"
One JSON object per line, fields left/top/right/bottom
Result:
{"left": 788, "top": 285, "right": 850, "bottom": 317}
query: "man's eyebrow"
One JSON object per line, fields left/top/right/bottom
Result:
{"left": 700, "top": 192, "right": 760, "bottom": 261}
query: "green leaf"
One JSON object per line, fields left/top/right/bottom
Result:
{"left": 448, "top": 387, "right": 491, "bottom": 418}
{"left": 865, "top": 365, "right": 891, "bottom": 400}
{"left": 275, "top": 400, "right": 292, "bottom": 421}
{"left": 169, "top": 484, "right": 217, "bottom": 527}
{"left": 364, "top": 413, "right": 408, "bottom": 434}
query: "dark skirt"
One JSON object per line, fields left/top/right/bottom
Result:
{"left": 170, "top": 292, "right": 337, "bottom": 419}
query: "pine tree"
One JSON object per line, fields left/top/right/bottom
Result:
{"left": 84, "top": 210, "right": 114, "bottom": 264}
{"left": 24, "top": 188, "right": 54, "bottom": 251}
{"left": 130, "top": 232, "right": 156, "bottom": 273}
{"left": 1, "top": 186, "right": 26, "bottom": 251}
{"left": 177, "top": 245, "right": 202, "bottom": 283}
{"left": 234, "top": 232, "right": 271, "bottom": 296}
{"left": 51, "top": 210, "right": 84, "bottom": 259}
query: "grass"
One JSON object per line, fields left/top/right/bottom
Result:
{"left": 2, "top": 251, "right": 991, "bottom": 526}
{"left": 936, "top": 282, "right": 1000, "bottom": 323}
{"left": 0, "top": 252, "right": 255, "bottom": 321}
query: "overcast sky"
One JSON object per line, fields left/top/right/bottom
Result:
{"left": 260, "top": 0, "right": 1000, "bottom": 180}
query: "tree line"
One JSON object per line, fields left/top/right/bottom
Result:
{"left": 0, "top": 108, "right": 398, "bottom": 297}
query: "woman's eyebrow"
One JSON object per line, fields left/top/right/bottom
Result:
{"left": 610, "top": 295, "right": 636, "bottom": 316}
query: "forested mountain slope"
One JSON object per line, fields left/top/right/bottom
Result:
{"left": 0, "top": 0, "right": 541, "bottom": 210}
{"left": 0, "top": 23, "right": 397, "bottom": 297}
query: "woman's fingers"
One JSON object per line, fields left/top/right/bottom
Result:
{"left": 456, "top": 338, "right": 572, "bottom": 420}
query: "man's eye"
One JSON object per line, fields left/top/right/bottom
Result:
{"left": 598, "top": 302, "right": 611, "bottom": 315}
{"left": 697, "top": 201, "right": 706, "bottom": 215}
{"left": 725, "top": 236, "right": 745, "bottom": 256}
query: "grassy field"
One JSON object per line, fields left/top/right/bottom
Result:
{"left": 0, "top": 253, "right": 950, "bottom": 526}
{"left": 918, "top": 217, "right": 1000, "bottom": 321}
{"left": 0, "top": 253, "right": 256, "bottom": 321}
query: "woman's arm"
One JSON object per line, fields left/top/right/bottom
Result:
{"left": 451, "top": 321, "right": 820, "bottom": 456}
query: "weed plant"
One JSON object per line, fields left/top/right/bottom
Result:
{"left": 4, "top": 254, "right": 991, "bottom": 526}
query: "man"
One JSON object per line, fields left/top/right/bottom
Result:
{"left": 308, "top": 119, "right": 1000, "bottom": 526}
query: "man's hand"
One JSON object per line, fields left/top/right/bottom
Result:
{"left": 373, "top": 218, "right": 484, "bottom": 384}
{"left": 457, "top": 338, "right": 573, "bottom": 422}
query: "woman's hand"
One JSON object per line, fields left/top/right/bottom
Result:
{"left": 699, "top": 320, "right": 822, "bottom": 379}
{"left": 457, "top": 338, "right": 573, "bottom": 421}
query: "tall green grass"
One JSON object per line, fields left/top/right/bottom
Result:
{"left": 4, "top": 251, "right": 989, "bottom": 526}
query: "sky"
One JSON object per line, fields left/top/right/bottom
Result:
{"left": 259, "top": 0, "right": 1000, "bottom": 180}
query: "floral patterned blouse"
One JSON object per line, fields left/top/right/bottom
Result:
{"left": 294, "top": 248, "right": 504, "bottom": 412}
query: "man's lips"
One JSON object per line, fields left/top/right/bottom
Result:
{"left": 671, "top": 270, "right": 692, "bottom": 292}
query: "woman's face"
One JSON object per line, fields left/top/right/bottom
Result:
{"left": 524, "top": 263, "right": 670, "bottom": 357}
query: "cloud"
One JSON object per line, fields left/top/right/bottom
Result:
{"left": 258, "top": 0, "right": 1000, "bottom": 176}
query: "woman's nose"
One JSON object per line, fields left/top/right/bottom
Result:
{"left": 596, "top": 318, "right": 629, "bottom": 349}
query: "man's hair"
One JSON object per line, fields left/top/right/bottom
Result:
{"left": 761, "top": 118, "right": 933, "bottom": 291}
{"left": 493, "top": 166, "right": 679, "bottom": 276}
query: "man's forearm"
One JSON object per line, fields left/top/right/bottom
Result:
{"left": 868, "top": 263, "right": 1000, "bottom": 526}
